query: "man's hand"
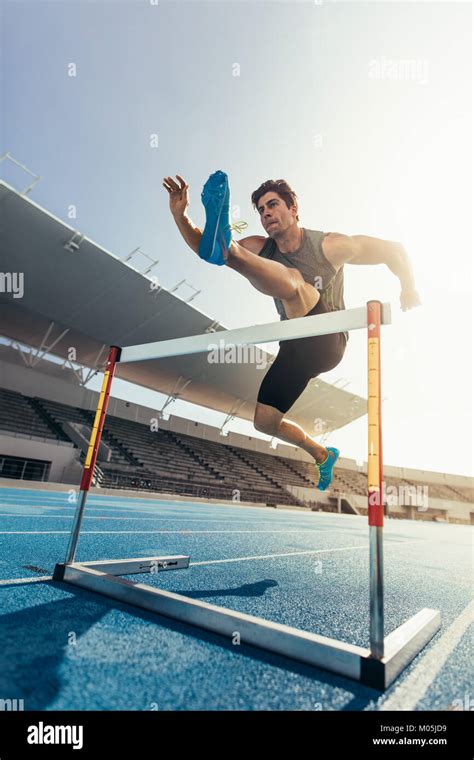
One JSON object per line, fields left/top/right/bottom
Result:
{"left": 164, "top": 175, "right": 202, "bottom": 254}
{"left": 163, "top": 175, "right": 189, "bottom": 218}
{"left": 400, "top": 288, "right": 422, "bottom": 311}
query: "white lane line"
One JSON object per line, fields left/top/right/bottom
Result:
{"left": 0, "top": 500, "right": 199, "bottom": 509}
{"left": 0, "top": 498, "right": 284, "bottom": 513}
{"left": 0, "top": 575, "right": 52, "bottom": 585}
{"left": 0, "top": 502, "right": 226, "bottom": 516}
{"left": 188, "top": 540, "right": 430, "bottom": 566}
{"left": 0, "top": 511, "right": 327, "bottom": 522}
{"left": 0, "top": 529, "right": 368, "bottom": 535}
{"left": 0, "top": 494, "right": 197, "bottom": 512}
{"left": 378, "top": 600, "right": 474, "bottom": 711}
{"left": 0, "top": 531, "right": 429, "bottom": 548}
{"left": 2, "top": 494, "right": 228, "bottom": 503}
{"left": 0, "top": 504, "right": 312, "bottom": 520}
{"left": 0, "top": 512, "right": 244, "bottom": 523}
{"left": 0, "top": 513, "right": 387, "bottom": 527}
{"left": 0, "top": 515, "right": 341, "bottom": 524}
{"left": 190, "top": 544, "right": 370, "bottom": 566}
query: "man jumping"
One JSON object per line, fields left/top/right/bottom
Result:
{"left": 163, "top": 170, "right": 421, "bottom": 491}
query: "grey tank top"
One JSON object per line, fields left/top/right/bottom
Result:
{"left": 258, "top": 227, "right": 349, "bottom": 342}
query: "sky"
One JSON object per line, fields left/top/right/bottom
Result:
{"left": 1, "top": 0, "right": 472, "bottom": 476}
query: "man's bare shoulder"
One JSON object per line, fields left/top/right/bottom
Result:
{"left": 320, "top": 232, "right": 348, "bottom": 272}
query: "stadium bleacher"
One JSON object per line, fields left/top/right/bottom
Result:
{"left": 0, "top": 388, "right": 59, "bottom": 441}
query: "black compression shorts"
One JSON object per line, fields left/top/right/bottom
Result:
{"left": 256, "top": 298, "right": 347, "bottom": 414}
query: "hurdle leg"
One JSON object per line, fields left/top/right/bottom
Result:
{"left": 367, "top": 300, "right": 384, "bottom": 659}
{"left": 54, "top": 343, "right": 191, "bottom": 582}
{"left": 64, "top": 345, "right": 121, "bottom": 565}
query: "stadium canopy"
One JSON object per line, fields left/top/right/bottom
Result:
{"left": 0, "top": 180, "right": 366, "bottom": 432}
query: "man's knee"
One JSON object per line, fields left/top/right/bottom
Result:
{"left": 286, "top": 278, "right": 320, "bottom": 315}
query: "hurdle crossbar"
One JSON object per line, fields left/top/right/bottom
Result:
{"left": 119, "top": 303, "right": 392, "bottom": 364}
{"left": 54, "top": 300, "right": 441, "bottom": 691}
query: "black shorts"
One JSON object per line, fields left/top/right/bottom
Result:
{"left": 256, "top": 298, "right": 347, "bottom": 414}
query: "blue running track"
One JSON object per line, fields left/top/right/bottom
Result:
{"left": 0, "top": 486, "right": 472, "bottom": 711}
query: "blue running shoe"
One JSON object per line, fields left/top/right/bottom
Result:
{"left": 198, "top": 170, "right": 232, "bottom": 266}
{"left": 315, "top": 447, "right": 340, "bottom": 491}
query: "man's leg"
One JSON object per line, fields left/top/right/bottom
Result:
{"left": 254, "top": 402, "right": 328, "bottom": 463}
{"left": 227, "top": 241, "right": 319, "bottom": 318}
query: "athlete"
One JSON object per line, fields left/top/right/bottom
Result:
{"left": 163, "top": 171, "right": 421, "bottom": 490}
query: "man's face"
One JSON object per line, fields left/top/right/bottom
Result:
{"left": 257, "top": 192, "right": 297, "bottom": 236}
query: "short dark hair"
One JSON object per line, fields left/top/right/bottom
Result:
{"left": 251, "top": 179, "right": 299, "bottom": 222}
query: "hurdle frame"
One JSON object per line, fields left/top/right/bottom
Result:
{"left": 54, "top": 301, "right": 441, "bottom": 690}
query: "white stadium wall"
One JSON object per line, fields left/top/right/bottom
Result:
{"left": 0, "top": 433, "right": 77, "bottom": 483}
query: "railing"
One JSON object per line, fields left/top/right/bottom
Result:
{"left": 100, "top": 470, "right": 297, "bottom": 506}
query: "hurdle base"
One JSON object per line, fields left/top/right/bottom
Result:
{"left": 53, "top": 555, "right": 190, "bottom": 582}
{"left": 53, "top": 558, "right": 440, "bottom": 691}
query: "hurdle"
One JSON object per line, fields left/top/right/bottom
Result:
{"left": 53, "top": 301, "right": 441, "bottom": 690}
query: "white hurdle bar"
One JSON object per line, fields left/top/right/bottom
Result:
{"left": 54, "top": 300, "right": 441, "bottom": 690}
{"left": 119, "top": 303, "right": 392, "bottom": 364}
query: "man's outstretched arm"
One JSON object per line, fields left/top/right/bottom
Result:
{"left": 323, "top": 233, "right": 421, "bottom": 311}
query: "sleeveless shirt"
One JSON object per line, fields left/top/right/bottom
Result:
{"left": 258, "top": 227, "right": 349, "bottom": 342}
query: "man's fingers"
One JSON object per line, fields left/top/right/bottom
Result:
{"left": 163, "top": 177, "right": 177, "bottom": 194}
{"left": 163, "top": 176, "right": 178, "bottom": 192}
{"left": 163, "top": 175, "right": 187, "bottom": 193}
{"left": 163, "top": 176, "right": 181, "bottom": 192}
{"left": 175, "top": 174, "right": 188, "bottom": 190}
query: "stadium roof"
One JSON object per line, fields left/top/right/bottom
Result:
{"left": 0, "top": 179, "right": 366, "bottom": 432}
